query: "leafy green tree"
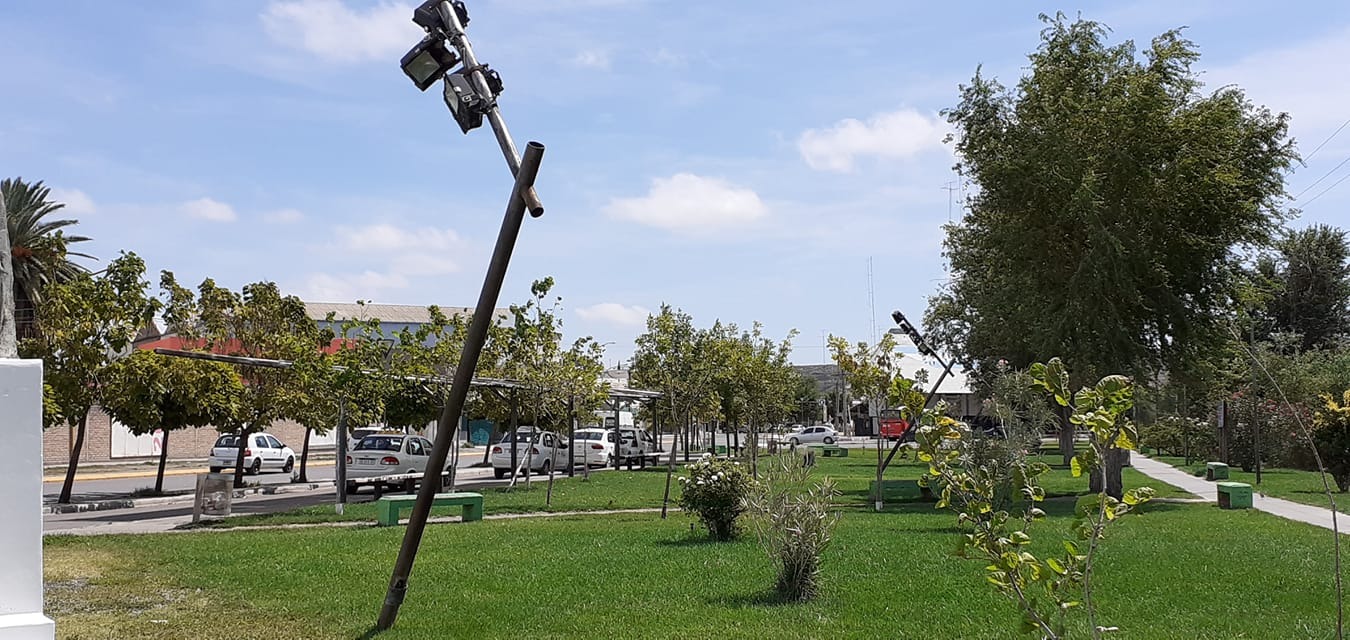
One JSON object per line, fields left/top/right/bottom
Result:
{"left": 163, "top": 274, "right": 322, "bottom": 487}
{"left": 23, "top": 253, "right": 157, "bottom": 503}
{"left": 1314, "top": 391, "right": 1350, "bottom": 492}
{"left": 2, "top": 178, "right": 93, "bottom": 334}
{"left": 927, "top": 15, "right": 1296, "bottom": 493}
{"left": 632, "top": 306, "right": 721, "bottom": 455}
{"left": 828, "top": 332, "right": 900, "bottom": 431}
{"left": 1267, "top": 225, "right": 1350, "bottom": 350}
{"left": 101, "top": 350, "right": 242, "bottom": 493}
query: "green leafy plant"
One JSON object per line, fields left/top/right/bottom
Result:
{"left": 1314, "top": 391, "right": 1350, "bottom": 492}
{"left": 677, "top": 454, "right": 754, "bottom": 540}
{"left": 744, "top": 453, "right": 840, "bottom": 602}
{"left": 915, "top": 358, "right": 1153, "bottom": 638}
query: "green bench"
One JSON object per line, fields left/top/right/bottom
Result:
{"left": 376, "top": 492, "right": 483, "bottom": 526}
{"left": 1206, "top": 462, "right": 1229, "bottom": 481}
{"left": 819, "top": 445, "right": 847, "bottom": 457}
{"left": 1217, "top": 482, "right": 1252, "bottom": 510}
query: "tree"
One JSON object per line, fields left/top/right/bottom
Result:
{"left": 1314, "top": 390, "right": 1350, "bottom": 492}
{"left": 101, "top": 351, "right": 242, "bottom": 493}
{"left": 726, "top": 323, "right": 798, "bottom": 476}
{"left": 23, "top": 253, "right": 157, "bottom": 503}
{"left": 927, "top": 15, "right": 1296, "bottom": 496}
{"left": 828, "top": 332, "right": 900, "bottom": 432}
{"left": 1267, "top": 225, "right": 1350, "bottom": 350}
{"left": 164, "top": 274, "right": 322, "bottom": 488}
{"left": 2, "top": 178, "right": 93, "bottom": 336}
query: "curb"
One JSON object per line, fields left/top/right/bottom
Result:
{"left": 46, "top": 481, "right": 335, "bottom": 515}
{"left": 43, "top": 460, "right": 338, "bottom": 483}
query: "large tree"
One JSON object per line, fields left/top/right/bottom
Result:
{"left": 1265, "top": 224, "right": 1350, "bottom": 350}
{"left": 926, "top": 15, "right": 1296, "bottom": 497}
{"left": 2, "top": 178, "right": 93, "bottom": 335}
{"left": 24, "top": 253, "right": 157, "bottom": 503}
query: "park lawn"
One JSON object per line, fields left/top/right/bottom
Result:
{"left": 47, "top": 498, "right": 1339, "bottom": 639}
{"left": 197, "top": 453, "right": 1192, "bottom": 530}
{"left": 1152, "top": 455, "right": 1350, "bottom": 514}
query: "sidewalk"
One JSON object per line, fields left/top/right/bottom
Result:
{"left": 43, "top": 455, "right": 336, "bottom": 482}
{"left": 1133, "top": 455, "right": 1350, "bottom": 534}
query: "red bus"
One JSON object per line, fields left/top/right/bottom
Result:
{"left": 879, "top": 409, "right": 911, "bottom": 441}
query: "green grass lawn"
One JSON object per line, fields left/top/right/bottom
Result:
{"left": 1151, "top": 455, "right": 1350, "bottom": 513}
{"left": 196, "top": 452, "right": 1193, "bottom": 529}
{"left": 47, "top": 499, "right": 1340, "bottom": 639}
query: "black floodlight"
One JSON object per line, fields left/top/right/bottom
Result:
{"left": 442, "top": 72, "right": 485, "bottom": 133}
{"left": 401, "top": 37, "right": 461, "bottom": 91}
{"left": 413, "top": 0, "right": 469, "bottom": 31}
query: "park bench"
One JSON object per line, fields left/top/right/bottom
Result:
{"left": 1217, "top": 482, "right": 1252, "bottom": 510}
{"left": 376, "top": 492, "right": 484, "bottom": 526}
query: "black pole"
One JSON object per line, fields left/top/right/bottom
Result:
{"left": 336, "top": 403, "right": 349, "bottom": 507}
{"left": 879, "top": 356, "right": 955, "bottom": 474}
{"left": 613, "top": 400, "right": 622, "bottom": 471}
{"left": 510, "top": 388, "right": 519, "bottom": 476}
{"left": 377, "top": 141, "right": 543, "bottom": 631}
{"left": 568, "top": 395, "right": 576, "bottom": 478}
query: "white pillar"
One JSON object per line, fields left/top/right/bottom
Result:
{"left": 0, "top": 360, "right": 55, "bottom": 639}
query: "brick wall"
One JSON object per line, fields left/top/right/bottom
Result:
{"left": 41, "top": 408, "right": 334, "bottom": 467}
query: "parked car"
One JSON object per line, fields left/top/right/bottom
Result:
{"left": 615, "top": 427, "right": 660, "bottom": 465}
{"left": 571, "top": 428, "right": 614, "bottom": 467}
{"left": 785, "top": 425, "right": 839, "bottom": 446}
{"left": 490, "top": 428, "right": 569, "bottom": 478}
{"left": 208, "top": 432, "right": 296, "bottom": 475}
{"left": 348, "top": 427, "right": 382, "bottom": 451}
{"left": 344, "top": 432, "right": 436, "bottom": 494}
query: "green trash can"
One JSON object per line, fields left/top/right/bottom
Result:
{"left": 1217, "top": 482, "right": 1252, "bottom": 509}
{"left": 1206, "top": 462, "right": 1229, "bottom": 481}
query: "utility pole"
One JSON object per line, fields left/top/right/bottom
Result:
{"left": 0, "top": 189, "right": 17, "bottom": 357}
{"left": 379, "top": 1, "right": 545, "bottom": 630}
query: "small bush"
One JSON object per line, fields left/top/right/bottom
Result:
{"left": 1314, "top": 391, "right": 1350, "bottom": 492}
{"left": 677, "top": 455, "right": 753, "bottom": 540}
{"left": 745, "top": 453, "right": 840, "bottom": 602}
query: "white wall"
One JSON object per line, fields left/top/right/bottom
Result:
{"left": 0, "top": 359, "right": 56, "bottom": 638}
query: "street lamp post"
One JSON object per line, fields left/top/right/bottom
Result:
{"left": 378, "top": 1, "right": 545, "bottom": 630}
{"left": 878, "top": 311, "right": 957, "bottom": 475}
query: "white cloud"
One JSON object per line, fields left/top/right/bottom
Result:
{"left": 576, "top": 303, "right": 651, "bottom": 327}
{"left": 49, "top": 188, "right": 95, "bottom": 216}
{"left": 797, "top": 108, "right": 948, "bottom": 172}
{"left": 389, "top": 253, "right": 459, "bottom": 276}
{"left": 1205, "top": 25, "right": 1350, "bottom": 140}
{"left": 332, "top": 223, "right": 465, "bottom": 252}
{"left": 298, "top": 271, "right": 409, "bottom": 302}
{"left": 571, "top": 49, "right": 611, "bottom": 70}
{"left": 264, "top": 208, "right": 305, "bottom": 224}
{"left": 261, "top": 0, "right": 422, "bottom": 63}
{"left": 604, "top": 173, "right": 768, "bottom": 234}
{"left": 181, "top": 197, "right": 237, "bottom": 222}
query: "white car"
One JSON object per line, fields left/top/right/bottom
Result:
{"left": 208, "top": 432, "right": 296, "bottom": 475}
{"left": 345, "top": 432, "right": 436, "bottom": 494}
{"left": 491, "top": 428, "right": 568, "bottom": 478}
{"left": 571, "top": 428, "right": 614, "bottom": 467}
{"left": 785, "top": 425, "right": 839, "bottom": 446}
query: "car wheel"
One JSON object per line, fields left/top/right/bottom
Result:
{"left": 494, "top": 468, "right": 506, "bottom": 479}
{"left": 789, "top": 437, "right": 799, "bottom": 446}
{"left": 824, "top": 436, "right": 835, "bottom": 445}
{"left": 541, "top": 459, "right": 552, "bottom": 474}
{"left": 283, "top": 457, "right": 295, "bottom": 473}
{"left": 249, "top": 459, "right": 262, "bottom": 475}
{"left": 209, "top": 466, "right": 221, "bottom": 473}
{"left": 606, "top": 454, "right": 614, "bottom": 467}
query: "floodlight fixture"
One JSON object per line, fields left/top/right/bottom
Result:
{"left": 413, "top": 0, "right": 469, "bottom": 31}
{"left": 401, "top": 36, "right": 461, "bottom": 91}
{"left": 442, "top": 72, "right": 485, "bottom": 133}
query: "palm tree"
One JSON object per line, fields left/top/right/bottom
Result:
{"left": 1, "top": 178, "right": 94, "bottom": 336}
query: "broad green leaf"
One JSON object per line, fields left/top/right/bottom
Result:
{"left": 1070, "top": 456, "right": 1083, "bottom": 478}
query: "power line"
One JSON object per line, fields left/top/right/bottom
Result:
{"left": 1300, "top": 170, "right": 1350, "bottom": 208}
{"left": 1304, "top": 116, "right": 1350, "bottom": 164}
{"left": 1294, "top": 155, "right": 1350, "bottom": 200}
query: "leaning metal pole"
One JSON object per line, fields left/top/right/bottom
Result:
{"left": 437, "top": 1, "right": 542, "bottom": 217}
{"left": 878, "top": 354, "right": 956, "bottom": 474}
{"left": 377, "top": 141, "right": 544, "bottom": 630}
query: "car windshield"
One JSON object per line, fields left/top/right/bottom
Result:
{"left": 214, "top": 435, "right": 240, "bottom": 448}
{"left": 355, "top": 436, "right": 403, "bottom": 451}
{"left": 500, "top": 432, "right": 542, "bottom": 443}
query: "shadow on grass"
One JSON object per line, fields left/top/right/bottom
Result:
{"left": 709, "top": 589, "right": 798, "bottom": 609}
{"left": 655, "top": 535, "right": 729, "bottom": 548}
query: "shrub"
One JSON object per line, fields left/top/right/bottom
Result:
{"left": 677, "top": 454, "right": 753, "bottom": 540}
{"left": 745, "top": 453, "right": 840, "bottom": 602}
{"left": 1314, "top": 391, "right": 1350, "bottom": 492}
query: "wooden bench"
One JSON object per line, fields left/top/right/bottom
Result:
{"left": 376, "top": 492, "right": 484, "bottom": 526}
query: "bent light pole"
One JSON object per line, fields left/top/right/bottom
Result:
{"left": 878, "top": 310, "right": 956, "bottom": 475}
{"left": 378, "top": 0, "right": 546, "bottom": 630}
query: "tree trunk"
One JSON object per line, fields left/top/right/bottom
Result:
{"left": 233, "top": 427, "right": 249, "bottom": 489}
{"left": 1089, "top": 448, "right": 1125, "bottom": 499}
{"left": 0, "top": 190, "right": 16, "bottom": 358}
{"left": 1058, "top": 405, "right": 1074, "bottom": 468}
{"left": 57, "top": 412, "right": 89, "bottom": 504}
{"left": 298, "top": 426, "right": 313, "bottom": 482}
{"left": 154, "top": 428, "right": 170, "bottom": 494}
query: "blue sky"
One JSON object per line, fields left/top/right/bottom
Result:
{"left": 4, "top": 0, "right": 1349, "bottom": 367}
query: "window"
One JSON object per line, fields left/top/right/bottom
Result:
{"left": 543, "top": 434, "right": 555, "bottom": 447}
{"left": 266, "top": 436, "right": 283, "bottom": 449}
{"left": 255, "top": 435, "right": 269, "bottom": 448}
{"left": 355, "top": 436, "right": 403, "bottom": 452}
{"left": 214, "top": 435, "right": 240, "bottom": 448}
{"left": 407, "top": 439, "right": 425, "bottom": 456}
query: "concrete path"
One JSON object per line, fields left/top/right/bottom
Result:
{"left": 1133, "top": 455, "right": 1350, "bottom": 534}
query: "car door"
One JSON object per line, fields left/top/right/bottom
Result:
{"left": 252, "top": 435, "right": 274, "bottom": 468}
{"left": 405, "top": 437, "right": 428, "bottom": 473}
{"left": 541, "top": 433, "right": 556, "bottom": 469}
{"left": 265, "top": 435, "right": 287, "bottom": 468}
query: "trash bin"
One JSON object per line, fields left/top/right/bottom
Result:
{"left": 1206, "top": 462, "right": 1229, "bottom": 481}
{"left": 192, "top": 472, "right": 233, "bottom": 522}
{"left": 1217, "top": 482, "right": 1252, "bottom": 509}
